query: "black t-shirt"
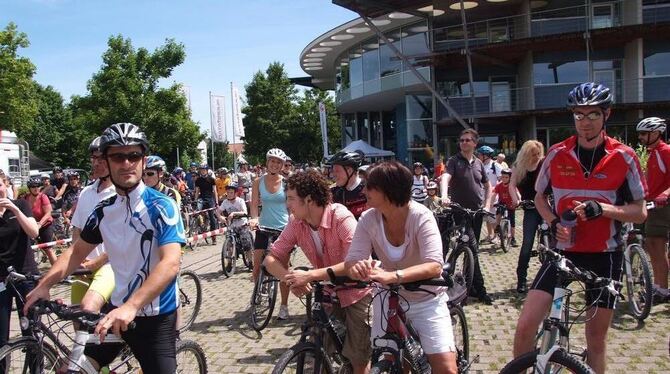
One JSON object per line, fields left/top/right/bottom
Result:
{"left": 517, "top": 159, "right": 544, "bottom": 201}
{"left": 51, "top": 177, "right": 66, "bottom": 191}
{"left": 195, "top": 175, "right": 216, "bottom": 199}
{"left": 0, "top": 200, "right": 38, "bottom": 279}
{"left": 576, "top": 143, "right": 606, "bottom": 178}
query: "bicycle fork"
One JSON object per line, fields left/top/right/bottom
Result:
{"left": 535, "top": 286, "right": 569, "bottom": 373}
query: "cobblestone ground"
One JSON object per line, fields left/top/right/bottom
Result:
{"left": 16, "top": 224, "right": 670, "bottom": 373}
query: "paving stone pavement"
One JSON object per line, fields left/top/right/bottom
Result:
{"left": 14, "top": 224, "right": 670, "bottom": 373}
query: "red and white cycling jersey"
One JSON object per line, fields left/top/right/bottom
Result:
{"left": 535, "top": 135, "right": 647, "bottom": 253}
{"left": 645, "top": 140, "right": 670, "bottom": 200}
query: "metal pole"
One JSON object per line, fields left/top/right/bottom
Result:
{"left": 460, "top": 0, "right": 478, "bottom": 130}
{"left": 231, "top": 82, "right": 238, "bottom": 172}
{"left": 359, "top": 14, "right": 470, "bottom": 130}
{"left": 176, "top": 146, "right": 180, "bottom": 168}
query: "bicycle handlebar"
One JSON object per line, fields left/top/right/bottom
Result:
{"left": 542, "top": 250, "right": 622, "bottom": 296}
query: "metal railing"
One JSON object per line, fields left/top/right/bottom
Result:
{"left": 336, "top": 67, "right": 430, "bottom": 105}
{"left": 431, "top": 1, "right": 666, "bottom": 53}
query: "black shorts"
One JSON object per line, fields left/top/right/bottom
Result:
{"left": 530, "top": 251, "right": 623, "bottom": 309}
{"left": 253, "top": 229, "right": 281, "bottom": 250}
{"left": 85, "top": 309, "right": 177, "bottom": 373}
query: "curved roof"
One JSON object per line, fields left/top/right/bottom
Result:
{"left": 299, "top": 10, "right": 429, "bottom": 90}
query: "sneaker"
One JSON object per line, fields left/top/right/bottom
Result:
{"left": 480, "top": 236, "right": 493, "bottom": 244}
{"left": 277, "top": 305, "right": 290, "bottom": 320}
{"left": 652, "top": 285, "right": 669, "bottom": 304}
{"left": 516, "top": 282, "right": 528, "bottom": 294}
{"left": 511, "top": 238, "right": 519, "bottom": 247}
{"left": 478, "top": 293, "right": 493, "bottom": 305}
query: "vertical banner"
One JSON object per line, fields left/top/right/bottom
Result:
{"left": 318, "top": 102, "right": 329, "bottom": 159}
{"left": 209, "top": 94, "right": 226, "bottom": 142}
{"left": 231, "top": 84, "right": 245, "bottom": 143}
{"left": 179, "top": 85, "right": 192, "bottom": 112}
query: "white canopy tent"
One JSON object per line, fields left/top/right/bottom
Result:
{"left": 337, "top": 140, "right": 395, "bottom": 158}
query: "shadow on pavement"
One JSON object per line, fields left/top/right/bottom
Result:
{"left": 236, "top": 348, "right": 286, "bottom": 365}
{"left": 189, "top": 310, "right": 262, "bottom": 340}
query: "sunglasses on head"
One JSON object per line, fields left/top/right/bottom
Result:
{"left": 143, "top": 171, "right": 157, "bottom": 177}
{"left": 106, "top": 152, "right": 144, "bottom": 164}
{"left": 573, "top": 111, "right": 602, "bottom": 121}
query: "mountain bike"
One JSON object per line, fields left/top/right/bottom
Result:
{"left": 499, "top": 249, "right": 622, "bottom": 374}
{"left": 271, "top": 267, "right": 362, "bottom": 374}
{"left": 220, "top": 215, "right": 254, "bottom": 277}
{"left": 249, "top": 226, "right": 282, "bottom": 332}
{"left": 494, "top": 203, "right": 512, "bottom": 253}
{"left": 0, "top": 268, "right": 208, "bottom": 373}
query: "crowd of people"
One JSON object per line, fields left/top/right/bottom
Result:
{"left": 0, "top": 81, "right": 668, "bottom": 373}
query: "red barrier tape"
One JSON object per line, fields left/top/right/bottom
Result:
{"left": 32, "top": 238, "right": 72, "bottom": 250}
{"left": 186, "top": 227, "right": 226, "bottom": 244}
{"left": 187, "top": 207, "right": 217, "bottom": 216}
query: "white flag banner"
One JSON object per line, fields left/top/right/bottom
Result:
{"left": 210, "top": 94, "right": 226, "bottom": 142}
{"left": 318, "top": 102, "right": 329, "bottom": 159}
{"left": 179, "top": 85, "right": 192, "bottom": 112}
{"left": 231, "top": 85, "right": 245, "bottom": 143}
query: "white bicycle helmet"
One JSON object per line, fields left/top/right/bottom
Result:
{"left": 636, "top": 117, "right": 666, "bottom": 133}
{"left": 266, "top": 148, "right": 287, "bottom": 162}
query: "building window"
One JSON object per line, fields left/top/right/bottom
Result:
{"left": 406, "top": 94, "right": 432, "bottom": 150}
{"left": 369, "top": 112, "right": 382, "bottom": 149}
{"left": 340, "top": 61, "right": 350, "bottom": 90}
{"left": 382, "top": 111, "right": 396, "bottom": 153}
{"left": 349, "top": 52, "right": 363, "bottom": 87}
{"left": 379, "top": 36, "right": 402, "bottom": 77}
{"left": 534, "top": 51, "right": 589, "bottom": 109}
{"left": 342, "top": 114, "right": 355, "bottom": 146}
{"left": 644, "top": 41, "right": 670, "bottom": 76}
{"left": 406, "top": 94, "right": 432, "bottom": 119}
{"left": 357, "top": 112, "right": 369, "bottom": 142}
{"left": 362, "top": 41, "right": 380, "bottom": 82}
{"left": 402, "top": 22, "right": 429, "bottom": 70}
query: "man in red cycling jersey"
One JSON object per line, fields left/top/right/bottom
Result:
{"left": 512, "top": 82, "right": 647, "bottom": 374}
{"left": 636, "top": 116, "right": 670, "bottom": 302}
{"left": 328, "top": 151, "right": 367, "bottom": 219}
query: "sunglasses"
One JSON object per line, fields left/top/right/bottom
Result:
{"left": 106, "top": 152, "right": 144, "bottom": 164}
{"left": 459, "top": 138, "right": 475, "bottom": 143}
{"left": 143, "top": 171, "right": 157, "bottom": 177}
{"left": 573, "top": 111, "right": 602, "bottom": 121}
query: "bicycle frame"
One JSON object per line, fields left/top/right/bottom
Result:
{"left": 372, "top": 285, "right": 419, "bottom": 370}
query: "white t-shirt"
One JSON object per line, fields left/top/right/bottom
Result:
{"left": 71, "top": 179, "right": 116, "bottom": 260}
{"left": 483, "top": 159, "right": 502, "bottom": 185}
{"left": 218, "top": 197, "right": 248, "bottom": 228}
{"left": 309, "top": 228, "right": 323, "bottom": 259}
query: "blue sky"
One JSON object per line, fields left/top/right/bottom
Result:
{"left": 2, "top": 0, "right": 355, "bottom": 140}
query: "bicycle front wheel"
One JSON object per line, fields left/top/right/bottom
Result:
{"left": 176, "top": 339, "right": 208, "bottom": 374}
{"left": 221, "top": 237, "right": 237, "bottom": 277}
{"left": 249, "top": 270, "right": 278, "bottom": 332}
{"left": 448, "top": 244, "right": 475, "bottom": 294}
{"left": 369, "top": 357, "right": 398, "bottom": 374}
{"left": 499, "top": 348, "right": 594, "bottom": 374}
{"left": 499, "top": 219, "right": 511, "bottom": 253}
{"left": 624, "top": 244, "right": 653, "bottom": 321}
{"left": 0, "top": 337, "right": 59, "bottom": 373}
{"left": 178, "top": 270, "right": 203, "bottom": 332}
{"left": 272, "top": 342, "right": 334, "bottom": 374}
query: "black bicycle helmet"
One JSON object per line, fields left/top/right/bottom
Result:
{"left": 53, "top": 166, "right": 63, "bottom": 173}
{"left": 27, "top": 177, "right": 42, "bottom": 188}
{"left": 566, "top": 82, "right": 613, "bottom": 109}
{"left": 99, "top": 123, "right": 149, "bottom": 155}
{"left": 328, "top": 151, "right": 363, "bottom": 168}
{"left": 88, "top": 136, "right": 102, "bottom": 153}
{"left": 226, "top": 183, "right": 238, "bottom": 190}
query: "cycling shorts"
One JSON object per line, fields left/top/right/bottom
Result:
{"left": 253, "top": 229, "right": 281, "bottom": 251}
{"left": 645, "top": 203, "right": 670, "bottom": 238}
{"left": 70, "top": 264, "right": 115, "bottom": 304}
{"left": 84, "top": 309, "right": 177, "bottom": 373}
{"left": 371, "top": 290, "right": 456, "bottom": 355}
{"left": 530, "top": 251, "right": 623, "bottom": 309}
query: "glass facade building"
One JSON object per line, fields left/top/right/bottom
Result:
{"left": 300, "top": 0, "right": 670, "bottom": 168}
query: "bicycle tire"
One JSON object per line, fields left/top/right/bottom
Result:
{"left": 369, "top": 358, "right": 397, "bottom": 374}
{"left": 221, "top": 237, "right": 236, "bottom": 277}
{"left": 499, "top": 220, "right": 510, "bottom": 253}
{"left": 250, "top": 270, "right": 278, "bottom": 332}
{"left": 178, "top": 270, "right": 203, "bottom": 332}
{"left": 176, "top": 339, "right": 208, "bottom": 374}
{"left": 450, "top": 305, "right": 469, "bottom": 370}
{"left": 448, "top": 244, "right": 475, "bottom": 294}
{"left": 272, "top": 341, "right": 334, "bottom": 374}
{"left": 499, "top": 348, "right": 594, "bottom": 374}
{"left": 242, "top": 248, "right": 254, "bottom": 270}
{"left": 197, "top": 216, "right": 212, "bottom": 245}
{"left": 624, "top": 244, "right": 653, "bottom": 321}
{"left": 0, "top": 337, "right": 59, "bottom": 373}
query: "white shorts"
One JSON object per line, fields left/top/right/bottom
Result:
{"left": 371, "top": 289, "right": 456, "bottom": 355}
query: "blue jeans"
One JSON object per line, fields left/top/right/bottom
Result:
{"left": 516, "top": 208, "right": 543, "bottom": 284}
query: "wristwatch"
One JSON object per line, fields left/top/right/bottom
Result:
{"left": 395, "top": 269, "right": 404, "bottom": 283}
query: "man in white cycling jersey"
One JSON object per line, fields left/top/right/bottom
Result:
{"left": 25, "top": 123, "right": 185, "bottom": 373}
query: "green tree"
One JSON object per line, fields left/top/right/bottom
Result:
{"left": 207, "top": 139, "right": 234, "bottom": 170}
{"left": 242, "top": 62, "right": 297, "bottom": 160}
{"left": 69, "top": 35, "right": 203, "bottom": 166}
{"left": 289, "top": 88, "right": 340, "bottom": 162}
{"left": 0, "top": 23, "right": 37, "bottom": 134}
{"left": 20, "top": 83, "right": 88, "bottom": 168}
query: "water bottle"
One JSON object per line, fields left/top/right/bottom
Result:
{"left": 559, "top": 210, "right": 578, "bottom": 248}
{"left": 404, "top": 336, "right": 431, "bottom": 373}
